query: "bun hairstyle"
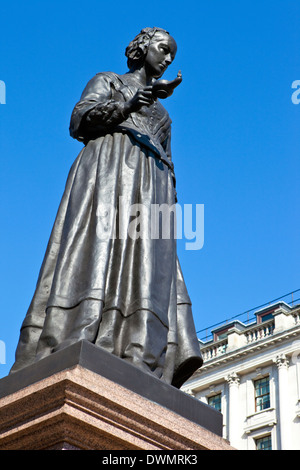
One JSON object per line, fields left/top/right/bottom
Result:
{"left": 125, "top": 27, "right": 169, "bottom": 69}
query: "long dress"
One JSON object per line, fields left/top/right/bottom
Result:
{"left": 10, "top": 71, "right": 202, "bottom": 388}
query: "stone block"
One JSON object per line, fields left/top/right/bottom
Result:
{"left": 0, "top": 341, "right": 234, "bottom": 450}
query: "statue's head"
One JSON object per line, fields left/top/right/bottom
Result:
{"left": 125, "top": 27, "right": 177, "bottom": 77}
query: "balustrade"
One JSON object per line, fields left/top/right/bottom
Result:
{"left": 244, "top": 320, "right": 275, "bottom": 344}
{"left": 201, "top": 339, "right": 228, "bottom": 362}
{"left": 292, "top": 309, "right": 300, "bottom": 325}
{"left": 201, "top": 319, "right": 276, "bottom": 362}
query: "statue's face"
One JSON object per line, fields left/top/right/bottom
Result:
{"left": 144, "top": 32, "right": 177, "bottom": 78}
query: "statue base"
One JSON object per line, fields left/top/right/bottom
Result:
{"left": 0, "top": 341, "right": 233, "bottom": 450}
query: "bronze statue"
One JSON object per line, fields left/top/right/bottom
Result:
{"left": 10, "top": 27, "right": 202, "bottom": 388}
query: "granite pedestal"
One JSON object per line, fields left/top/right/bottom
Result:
{"left": 0, "top": 341, "right": 234, "bottom": 450}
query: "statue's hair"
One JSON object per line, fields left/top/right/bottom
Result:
{"left": 125, "top": 27, "right": 170, "bottom": 69}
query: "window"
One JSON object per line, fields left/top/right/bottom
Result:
{"left": 254, "top": 376, "right": 270, "bottom": 411}
{"left": 260, "top": 312, "right": 274, "bottom": 323}
{"left": 217, "top": 331, "right": 228, "bottom": 340}
{"left": 208, "top": 393, "right": 221, "bottom": 412}
{"left": 255, "top": 435, "right": 272, "bottom": 450}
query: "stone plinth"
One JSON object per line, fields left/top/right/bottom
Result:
{"left": 0, "top": 341, "right": 234, "bottom": 450}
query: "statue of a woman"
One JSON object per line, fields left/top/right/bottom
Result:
{"left": 11, "top": 27, "right": 202, "bottom": 388}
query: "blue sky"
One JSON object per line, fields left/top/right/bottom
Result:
{"left": 0, "top": 0, "right": 299, "bottom": 378}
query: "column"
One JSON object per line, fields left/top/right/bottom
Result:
{"left": 226, "top": 372, "right": 240, "bottom": 448}
{"left": 274, "top": 354, "right": 290, "bottom": 449}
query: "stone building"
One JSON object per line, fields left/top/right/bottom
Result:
{"left": 181, "top": 301, "right": 300, "bottom": 450}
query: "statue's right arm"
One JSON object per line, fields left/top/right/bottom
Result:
{"left": 69, "top": 73, "right": 155, "bottom": 141}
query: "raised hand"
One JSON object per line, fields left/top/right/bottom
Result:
{"left": 123, "top": 86, "right": 155, "bottom": 114}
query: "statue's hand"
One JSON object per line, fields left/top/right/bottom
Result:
{"left": 123, "top": 86, "right": 154, "bottom": 114}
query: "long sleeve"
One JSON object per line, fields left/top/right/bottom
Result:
{"left": 69, "top": 72, "right": 128, "bottom": 142}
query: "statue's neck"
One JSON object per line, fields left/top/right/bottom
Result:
{"left": 128, "top": 66, "right": 154, "bottom": 87}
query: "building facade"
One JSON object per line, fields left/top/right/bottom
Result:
{"left": 181, "top": 302, "right": 300, "bottom": 450}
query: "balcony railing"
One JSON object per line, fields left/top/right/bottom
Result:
{"left": 244, "top": 319, "right": 275, "bottom": 344}
{"left": 201, "top": 319, "right": 276, "bottom": 362}
{"left": 201, "top": 338, "right": 228, "bottom": 362}
{"left": 199, "top": 300, "right": 300, "bottom": 364}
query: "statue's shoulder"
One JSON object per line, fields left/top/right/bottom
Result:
{"left": 80, "top": 72, "right": 123, "bottom": 97}
{"left": 95, "top": 71, "right": 119, "bottom": 78}
{"left": 94, "top": 71, "right": 124, "bottom": 85}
